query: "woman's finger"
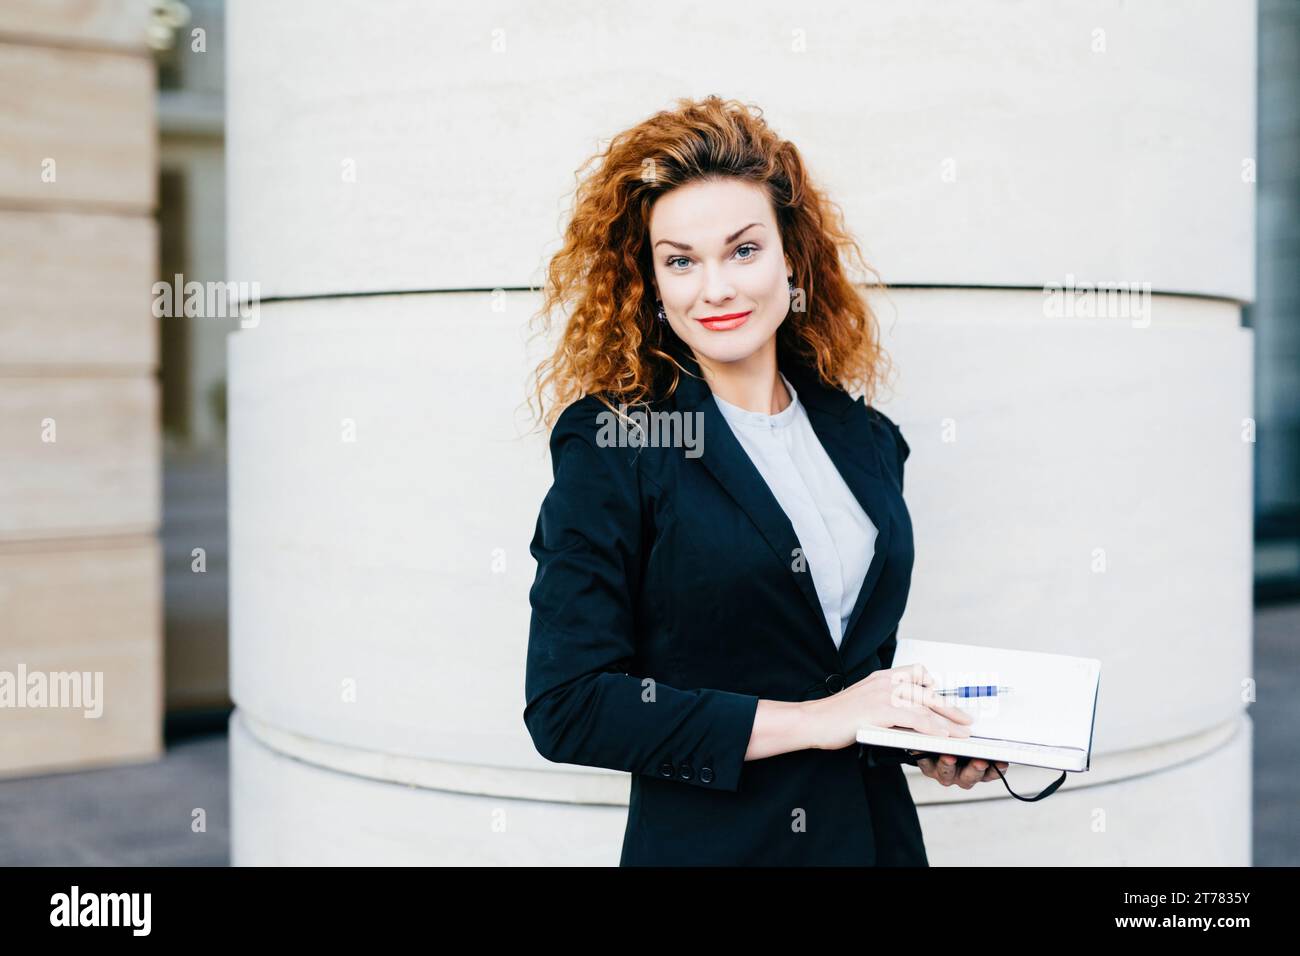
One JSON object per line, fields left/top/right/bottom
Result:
{"left": 910, "top": 751, "right": 1009, "bottom": 789}
{"left": 888, "top": 663, "right": 935, "bottom": 694}
{"left": 917, "top": 687, "right": 975, "bottom": 730}
{"left": 958, "top": 759, "right": 987, "bottom": 789}
{"left": 887, "top": 692, "right": 972, "bottom": 738}
{"left": 936, "top": 754, "right": 958, "bottom": 784}
{"left": 882, "top": 699, "right": 967, "bottom": 741}
{"left": 918, "top": 757, "right": 946, "bottom": 784}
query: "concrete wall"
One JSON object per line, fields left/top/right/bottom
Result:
{"left": 226, "top": 0, "right": 1256, "bottom": 864}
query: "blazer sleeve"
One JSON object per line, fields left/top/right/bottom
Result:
{"left": 866, "top": 404, "right": 910, "bottom": 493}
{"left": 522, "top": 396, "right": 761, "bottom": 792}
{"left": 891, "top": 418, "right": 910, "bottom": 492}
{"left": 863, "top": 406, "right": 921, "bottom": 769}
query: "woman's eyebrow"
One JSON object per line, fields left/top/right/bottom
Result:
{"left": 654, "top": 222, "right": 765, "bottom": 251}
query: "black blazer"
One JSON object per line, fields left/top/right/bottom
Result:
{"left": 523, "top": 345, "right": 923, "bottom": 866}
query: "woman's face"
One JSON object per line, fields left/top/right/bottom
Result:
{"left": 648, "top": 178, "right": 792, "bottom": 369}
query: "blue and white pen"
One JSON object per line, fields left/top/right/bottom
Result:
{"left": 936, "top": 685, "right": 1011, "bottom": 698}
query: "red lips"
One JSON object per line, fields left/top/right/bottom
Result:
{"left": 696, "top": 310, "right": 752, "bottom": 331}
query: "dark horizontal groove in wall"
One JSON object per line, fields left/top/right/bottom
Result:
{"left": 0, "top": 197, "right": 155, "bottom": 217}
{"left": 0, "top": 32, "right": 150, "bottom": 57}
{"left": 878, "top": 282, "right": 1252, "bottom": 309}
{"left": 250, "top": 287, "right": 540, "bottom": 306}
{"left": 251, "top": 283, "right": 1252, "bottom": 311}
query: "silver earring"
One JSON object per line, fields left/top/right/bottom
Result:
{"left": 788, "top": 276, "right": 795, "bottom": 295}
{"left": 656, "top": 301, "right": 666, "bottom": 323}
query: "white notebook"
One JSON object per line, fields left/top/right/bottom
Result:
{"left": 856, "top": 638, "right": 1101, "bottom": 773}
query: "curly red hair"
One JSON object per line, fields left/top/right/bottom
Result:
{"left": 525, "top": 94, "right": 895, "bottom": 432}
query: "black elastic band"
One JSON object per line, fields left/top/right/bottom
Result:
{"left": 902, "top": 751, "right": 1070, "bottom": 802}
{"left": 991, "top": 763, "right": 1068, "bottom": 802}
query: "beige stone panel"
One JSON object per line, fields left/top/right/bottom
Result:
{"left": 0, "top": 538, "right": 162, "bottom": 778}
{"left": 0, "top": 0, "right": 153, "bottom": 51}
{"left": 0, "top": 210, "right": 156, "bottom": 370}
{"left": 0, "top": 42, "right": 155, "bottom": 209}
{"left": 0, "top": 378, "right": 160, "bottom": 539}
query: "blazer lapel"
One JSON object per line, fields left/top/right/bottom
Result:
{"left": 664, "top": 345, "right": 895, "bottom": 665}
{"left": 794, "top": 387, "right": 895, "bottom": 662}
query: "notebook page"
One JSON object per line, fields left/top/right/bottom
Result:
{"left": 890, "top": 638, "right": 1099, "bottom": 751}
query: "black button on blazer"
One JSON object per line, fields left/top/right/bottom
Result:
{"left": 523, "top": 345, "right": 923, "bottom": 866}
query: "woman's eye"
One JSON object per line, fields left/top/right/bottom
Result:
{"left": 665, "top": 244, "right": 758, "bottom": 270}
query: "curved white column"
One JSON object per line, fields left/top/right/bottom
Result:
{"left": 227, "top": 0, "right": 1256, "bottom": 864}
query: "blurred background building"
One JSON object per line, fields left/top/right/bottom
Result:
{"left": 0, "top": 0, "right": 1296, "bottom": 865}
{"left": 2, "top": 0, "right": 164, "bottom": 779}
{"left": 153, "top": 0, "right": 231, "bottom": 716}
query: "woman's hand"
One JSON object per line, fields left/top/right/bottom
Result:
{"left": 802, "top": 662, "right": 973, "bottom": 751}
{"left": 914, "top": 754, "right": 1010, "bottom": 788}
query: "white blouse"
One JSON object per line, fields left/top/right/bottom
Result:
{"left": 711, "top": 371, "right": 877, "bottom": 649}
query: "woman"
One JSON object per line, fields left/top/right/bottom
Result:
{"left": 522, "top": 96, "right": 1008, "bottom": 866}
